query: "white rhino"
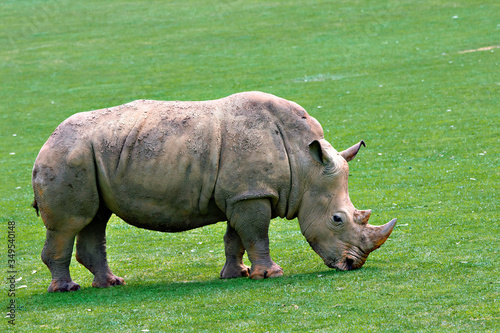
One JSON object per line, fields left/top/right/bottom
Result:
{"left": 32, "top": 91, "right": 396, "bottom": 292}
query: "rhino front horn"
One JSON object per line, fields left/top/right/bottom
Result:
{"left": 370, "top": 218, "right": 397, "bottom": 250}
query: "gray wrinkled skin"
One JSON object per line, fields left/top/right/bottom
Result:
{"left": 32, "top": 91, "right": 396, "bottom": 292}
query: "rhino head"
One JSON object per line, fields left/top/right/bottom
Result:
{"left": 298, "top": 139, "right": 397, "bottom": 271}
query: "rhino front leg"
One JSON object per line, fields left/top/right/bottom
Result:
{"left": 220, "top": 222, "right": 250, "bottom": 278}
{"left": 228, "top": 198, "right": 283, "bottom": 279}
{"left": 75, "top": 205, "right": 124, "bottom": 288}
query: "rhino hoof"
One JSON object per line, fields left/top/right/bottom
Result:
{"left": 220, "top": 265, "right": 251, "bottom": 279}
{"left": 92, "top": 275, "right": 125, "bottom": 288}
{"left": 249, "top": 264, "right": 283, "bottom": 280}
{"left": 48, "top": 280, "right": 81, "bottom": 293}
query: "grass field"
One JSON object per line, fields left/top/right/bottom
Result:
{"left": 1, "top": 0, "right": 499, "bottom": 331}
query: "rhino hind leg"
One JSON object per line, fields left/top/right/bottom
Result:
{"left": 228, "top": 199, "right": 283, "bottom": 280}
{"left": 39, "top": 196, "right": 97, "bottom": 292}
{"left": 75, "top": 205, "right": 124, "bottom": 288}
{"left": 220, "top": 222, "right": 250, "bottom": 278}
{"left": 42, "top": 229, "right": 82, "bottom": 292}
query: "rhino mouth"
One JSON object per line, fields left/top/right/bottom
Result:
{"left": 309, "top": 241, "right": 368, "bottom": 271}
{"left": 333, "top": 252, "right": 368, "bottom": 271}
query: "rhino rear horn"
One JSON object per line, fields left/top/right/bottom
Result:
{"left": 340, "top": 140, "right": 366, "bottom": 162}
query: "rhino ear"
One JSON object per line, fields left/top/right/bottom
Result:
{"left": 309, "top": 140, "right": 332, "bottom": 166}
{"left": 340, "top": 140, "right": 366, "bottom": 162}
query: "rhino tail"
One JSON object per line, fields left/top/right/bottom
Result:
{"left": 32, "top": 199, "right": 40, "bottom": 217}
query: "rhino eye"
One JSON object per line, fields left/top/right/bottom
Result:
{"left": 333, "top": 215, "right": 343, "bottom": 223}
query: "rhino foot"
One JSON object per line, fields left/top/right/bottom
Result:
{"left": 92, "top": 274, "right": 125, "bottom": 288}
{"left": 249, "top": 263, "right": 283, "bottom": 280}
{"left": 220, "top": 263, "right": 251, "bottom": 279}
{"left": 48, "top": 279, "right": 81, "bottom": 293}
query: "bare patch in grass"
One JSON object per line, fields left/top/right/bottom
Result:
{"left": 458, "top": 45, "right": 499, "bottom": 54}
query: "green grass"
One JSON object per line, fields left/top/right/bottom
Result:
{"left": 1, "top": 0, "right": 499, "bottom": 331}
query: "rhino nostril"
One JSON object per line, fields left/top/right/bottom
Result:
{"left": 345, "top": 258, "right": 354, "bottom": 270}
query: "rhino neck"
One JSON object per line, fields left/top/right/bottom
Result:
{"left": 276, "top": 123, "right": 304, "bottom": 220}
{"left": 268, "top": 98, "right": 323, "bottom": 220}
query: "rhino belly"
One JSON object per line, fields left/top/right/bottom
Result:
{"left": 96, "top": 150, "right": 227, "bottom": 232}
{"left": 108, "top": 193, "right": 227, "bottom": 232}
